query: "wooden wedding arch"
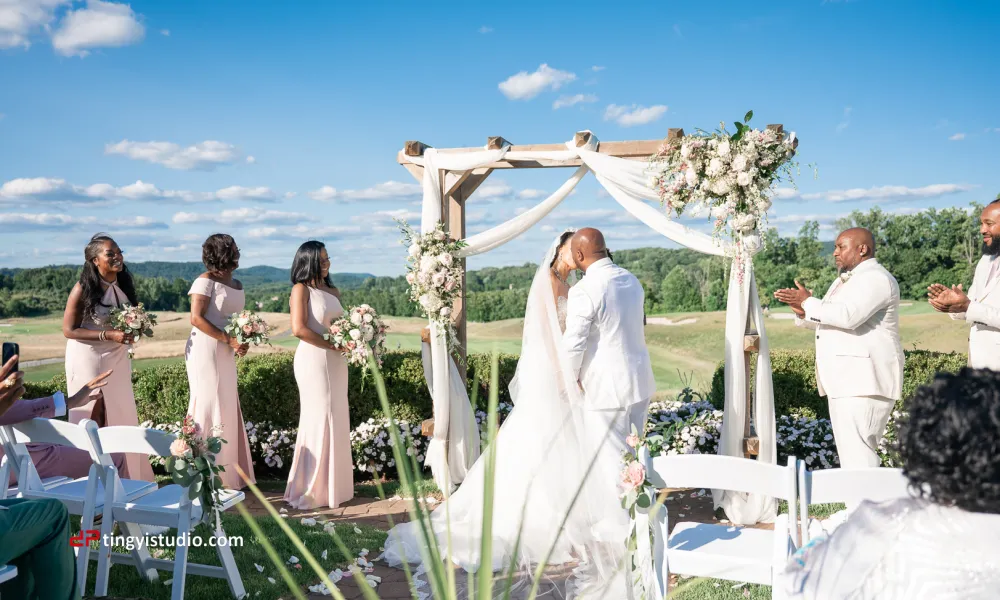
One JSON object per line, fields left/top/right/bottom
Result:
{"left": 398, "top": 125, "right": 792, "bottom": 458}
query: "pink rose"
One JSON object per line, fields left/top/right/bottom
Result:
{"left": 170, "top": 439, "right": 191, "bottom": 458}
{"left": 619, "top": 462, "right": 646, "bottom": 493}
{"left": 444, "top": 279, "right": 456, "bottom": 292}
{"left": 406, "top": 273, "right": 415, "bottom": 284}
{"left": 242, "top": 324, "right": 252, "bottom": 335}
{"left": 626, "top": 433, "right": 640, "bottom": 448}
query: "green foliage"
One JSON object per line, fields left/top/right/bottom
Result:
{"left": 661, "top": 266, "right": 703, "bottom": 312}
{"left": 709, "top": 349, "right": 968, "bottom": 419}
{"left": 26, "top": 351, "right": 519, "bottom": 429}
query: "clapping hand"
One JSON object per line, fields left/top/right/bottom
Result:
{"left": 774, "top": 280, "right": 813, "bottom": 317}
{"left": 927, "top": 283, "right": 970, "bottom": 313}
{"left": 67, "top": 369, "right": 113, "bottom": 410}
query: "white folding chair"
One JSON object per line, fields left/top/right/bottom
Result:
{"left": 0, "top": 564, "right": 17, "bottom": 597}
{"left": 90, "top": 425, "right": 247, "bottom": 600}
{"left": 796, "top": 463, "right": 911, "bottom": 544}
{"left": 634, "top": 452, "right": 799, "bottom": 599}
{"left": 0, "top": 418, "right": 159, "bottom": 596}
{"left": 0, "top": 451, "right": 72, "bottom": 500}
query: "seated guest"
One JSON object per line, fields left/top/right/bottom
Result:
{"left": 780, "top": 368, "right": 1000, "bottom": 599}
{"left": 0, "top": 356, "right": 81, "bottom": 600}
{"left": 0, "top": 354, "right": 119, "bottom": 485}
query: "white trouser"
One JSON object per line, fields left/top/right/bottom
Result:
{"left": 828, "top": 395, "right": 894, "bottom": 469}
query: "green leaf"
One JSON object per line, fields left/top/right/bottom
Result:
{"left": 744, "top": 110, "right": 753, "bottom": 123}
{"left": 637, "top": 492, "right": 652, "bottom": 509}
{"left": 174, "top": 459, "right": 187, "bottom": 471}
{"left": 188, "top": 484, "right": 200, "bottom": 500}
{"left": 195, "top": 456, "right": 208, "bottom": 471}
{"left": 165, "top": 456, "right": 175, "bottom": 471}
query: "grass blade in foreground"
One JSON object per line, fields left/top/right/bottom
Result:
{"left": 475, "top": 349, "right": 501, "bottom": 599}
{"left": 235, "top": 502, "right": 308, "bottom": 600}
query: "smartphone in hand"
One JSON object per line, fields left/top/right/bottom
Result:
{"left": 1, "top": 342, "right": 18, "bottom": 374}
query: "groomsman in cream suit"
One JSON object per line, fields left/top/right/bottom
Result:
{"left": 775, "top": 228, "right": 904, "bottom": 469}
{"left": 562, "top": 228, "right": 656, "bottom": 448}
{"left": 927, "top": 199, "right": 1000, "bottom": 370}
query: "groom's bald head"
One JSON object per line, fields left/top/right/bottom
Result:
{"left": 571, "top": 228, "right": 609, "bottom": 272}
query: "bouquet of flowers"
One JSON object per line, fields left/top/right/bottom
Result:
{"left": 108, "top": 303, "right": 157, "bottom": 359}
{"left": 224, "top": 310, "right": 270, "bottom": 347}
{"left": 165, "top": 415, "right": 228, "bottom": 526}
{"left": 647, "top": 110, "right": 799, "bottom": 284}
{"left": 325, "top": 304, "right": 388, "bottom": 378}
{"left": 397, "top": 220, "right": 467, "bottom": 355}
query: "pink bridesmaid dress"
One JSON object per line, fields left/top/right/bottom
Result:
{"left": 284, "top": 287, "right": 353, "bottom": 509}
{"left": 66, "top": 281, "right": 154, "bottom": 482}
{"left": 185, "top": 278, "right": 256, "bottom": 490}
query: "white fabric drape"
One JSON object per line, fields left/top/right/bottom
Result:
{"left": 404, "top": 132, "right": 777, "bottom": 524}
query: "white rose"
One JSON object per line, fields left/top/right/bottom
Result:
{"left": 439, "top": 253, "right": 453, "bottom": 267}
{"left": 418, "top": 294, "right": 432, "bottom": 308}
{"left": 680, "top": 144, "right": 691, "bottom": 159}
{"left": 408, "top": 244, "right": 421, "bottom": 257}
{"left": 707, "top": 157, "right": 724, "bottom": 176}
{"left": 362, "top": 325, "right": 374, "bottom": 341}
{"left": 733, "top": 214, "right": 757, "bottom": 233}
{"left": 237, "top": 316, "right": 249, "bottom": 327}
{"left": 756, "top": 198, "right": 772, "bottom": 212}
{"left": 712, "top": 179, "right": 731, "bottom": 196}
{"left": 440, "top": 307, "right": 451, "bottom": 318}
{"left": 405, "top": 272, "right": 415, "bottom": 284}
{"left": 717, "top": 140, "right": 731, "bottom": 157}
{"left": 736, "top": 172, "right": 752, "bottom": 187}
{"left": 350, "top": 312, "right": 362, "bottom": 325}
{"left": 431, "top": 272, "right": 446, "bottom": 288}
{"left": 349, "top": 329, "right": 362, "bottom": 340}
{"left": 434, "top": 230, "right": 446, "bottom": 241}
{"left": 363, "top": 313, "right": 373, "bottom": 323}
{"left": 732, "top": 154, "right": 748, "bottom": 172}
{"left": 419, "top": 254, "right": 438, "bottom": 273}
{"left": 685, "top": 169, "right": 699, "bottom": 187}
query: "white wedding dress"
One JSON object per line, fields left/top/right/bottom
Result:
{"left": 382, "top": 233, "right": 636, "bottom": 598}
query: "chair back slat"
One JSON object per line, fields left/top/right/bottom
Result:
{"left": 646, "top": 454, "right": 797, "bottom": 501}
{"left": 3, "top": 418, "right": 100, "bottom": 458}
{"left": 802, "top": 467, "right": 911, "bottom": 505}
{"left": 94, "top": 426, "right": 176, "bottom": 458}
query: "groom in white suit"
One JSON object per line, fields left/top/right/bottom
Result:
{"left": 562, "top": 228, "right": 656, "bottom": 454}
{"left": 775, "top": 228, "right": 904, "bottom": 470}
{"left": 927, "top": 200, "right": 1000, "bottom": 370}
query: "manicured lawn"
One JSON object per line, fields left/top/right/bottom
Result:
{"left": 355, "top": 474, "right": 440, "bottom": 499}
{"left": 23, "top": 356, "right": 187, "bottom": 383}
{"left": 75, "top": 512, "right": 386, "bottom": 600}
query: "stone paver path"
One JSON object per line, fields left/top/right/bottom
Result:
{"left": 240, "top": 486, "right": 758, "bottom": 599}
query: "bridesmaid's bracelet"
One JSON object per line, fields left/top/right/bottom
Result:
{"left": 99, "top": 330, "right": 107, "bottom": 341}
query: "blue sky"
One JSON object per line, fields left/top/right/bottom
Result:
{"left": 1, "top": 0, "right": 998, "bottom": 275}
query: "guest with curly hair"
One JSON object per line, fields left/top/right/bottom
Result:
{"left": 185, "top": 234, "right": 255, "bottom": 489}
{"left": 781, "top": 367, "right": 1000, "bottom": 599}
{"left": 61, "top": 233, "right": 153, "bottom": 481}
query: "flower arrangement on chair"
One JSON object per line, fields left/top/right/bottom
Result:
{"left": 166, "top": 415, "right": 228, "bottom": 526}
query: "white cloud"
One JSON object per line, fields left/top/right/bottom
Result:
{"left": 351, "top": 208, "right": 420, "bottom": 227}
{"left": 172, "top": 208, "right": 315, "bottom": 226}
{"left": 0, "top": 177, "right": 289, "bottom": 205}
{"left": 591, "top": 65, "right": 605, "bottom": 72}
{"left": 51, "top": 0, "right": 145, "bottom": 57}
{"left": 213, "top": 186, "right": 278, "bottom": 203}
{"left": 552, "top": 93, "right": 598, "bottom": 110}
{"left": 498, "top": 64, "right": 576, "bottom": 100}
{"left": 0, "top": 0, "right": 67, "bottom": 50}
{"left": 159, "top": 28, "right": 169, "bottom": 36}
{"left": 836, "top": 106, "right": 852, "bottom": 133}
{"left": 776, "top": 183, "right": 977, "bottom": 204}
{"left": 246, "top": 155, "right": 256, "bottom": 164}
{"left": 478, "top": 25, "right": 492, "bottom": 34}
{"left": 518, "top": 189, "right": 547, "bottom": 199}
{"left": 308, "top": 180, "right": 422, "bottom": 202}
{"left": 949, "top": 133, "right": 966, "bottom": 141}
{"left": 105, "top": 139, "right": 243, "bottom": 171}
{"left": 0, "top": 177, "right": 110, "bottom": 205}
{"left": 245, "top": 224, "right": 365, "bottom": 242}
{"left": 603, "top": 104, "right": 668, "bottom": 127}
{"left": 0, "top": 211, "right": 166, "bottom": 232}
{"left": 472, "top": 181, "right": 513, "bottom": 200}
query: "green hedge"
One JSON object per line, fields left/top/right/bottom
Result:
{"left": 23, "top": 350, "right": 519, "bottom": 429}
{"left": 709, "top": 349, "right": 968, "bottom": 419}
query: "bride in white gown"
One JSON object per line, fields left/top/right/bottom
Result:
{"left": 382, "top": 230, "right": 635, "bottom": 598}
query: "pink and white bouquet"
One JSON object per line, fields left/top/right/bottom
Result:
{"left": 647, "top": 110, "right": 800, "bottom": 283}
{"left": 224, "top": 310, "right": 271, "bottom": 346}
{"left": 397, "top": 220, "right": 466, "bottom": 354}
{"left": 325, "top": 304, "right": 388, "bottom": 374}
{"left": 165, "top": 415, "right": 228, "bottom": 526}
{"left": 108, "top": 303, "right": 157, "bottom": 359}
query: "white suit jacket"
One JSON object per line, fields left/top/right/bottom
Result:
{"left": 795, "top": 259, "right": 904, "bottom": 400}
{"left": 562, "top": 258, "right": 655, "bottom": 410}
{"left": 950, "top": 255, "right": 1000, "bottom": 370}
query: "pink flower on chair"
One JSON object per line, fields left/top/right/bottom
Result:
{"left": 170, "top": 439, "right": 191, "bottom": 458}
{"left": 619, "top": 462, "right": 646, "bottom": 493}
{"left": 626, "top": 433, "right": 640, "bottom": 448}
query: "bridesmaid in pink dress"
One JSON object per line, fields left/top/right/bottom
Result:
{"left": 284, "top": 241, "right": 354, "bottom": 509}
{"left": 63, "top": 233, "right": 154, "bottom": 482}
{"left": 185, "top": 234, "right": 256, "bottom": 490}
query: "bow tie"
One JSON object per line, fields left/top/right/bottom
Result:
{"left": 839, "top": 272, "right": 853, "bottom": 283}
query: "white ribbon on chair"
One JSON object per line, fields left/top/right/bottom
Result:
{"left": 403, "top": 133, "right": 777, "bottom": 525}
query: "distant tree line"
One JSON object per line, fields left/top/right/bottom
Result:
{"left": 0, "top": 205, "right": 986, "bottom": 320}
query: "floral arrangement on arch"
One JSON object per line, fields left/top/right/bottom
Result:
{"left": 108, "top": 303, "right": 157, "bottom": 359}
{"left": 165, "top": 415, "right": 228, "bottom": 526}
{"left": 647, "top": 110, "right": 799, "bottom": 284}
{"left": 397, "top": 220, "right": 467, "bottom": 356}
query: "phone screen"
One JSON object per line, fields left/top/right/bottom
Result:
{"left": 2, "top": 342, "right": 19, "bottom": 374}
